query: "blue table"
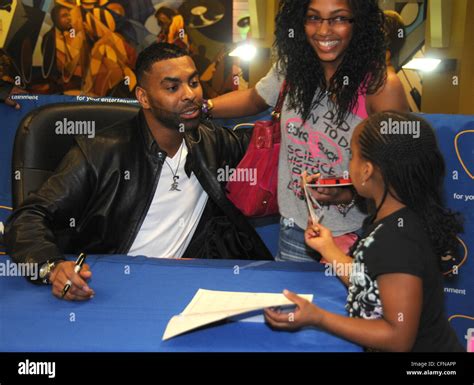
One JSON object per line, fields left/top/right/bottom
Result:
{"left": 0, "top": 255, "right": 361, "bottom": 352}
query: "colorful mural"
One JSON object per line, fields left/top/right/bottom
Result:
{"left": 0, "top": 0, "right": 243, "bottom": 97}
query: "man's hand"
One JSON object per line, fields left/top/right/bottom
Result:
{"left": 49, "top": 261, "right": 94, "bottom": 301}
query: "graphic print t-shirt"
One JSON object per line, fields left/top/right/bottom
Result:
{"left": 256, "top": 65, "right": 367, "bottom": 235}
{"left": 346, "top": 207, "right": 464, "bottom": 352}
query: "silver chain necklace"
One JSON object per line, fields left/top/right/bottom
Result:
{"left": 164, "top": 142, "right": 184, "bottom": 191}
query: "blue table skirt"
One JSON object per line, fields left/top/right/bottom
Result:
{"left": 0, "top": 255, "right": 362, "bottom": 352}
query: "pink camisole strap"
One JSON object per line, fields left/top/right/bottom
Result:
{"left": 353, "top": 92, "right": 368, "bottom": 120}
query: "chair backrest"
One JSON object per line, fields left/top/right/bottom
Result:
{"left": 11, "top": 102, "right": 141, "bottom": 209}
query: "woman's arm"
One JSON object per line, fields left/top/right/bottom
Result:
{"left": 265, "top": 273, "right": 422, "bottom": 352}
{"left": 210, "top": 87, "right": 270, "bottom": 118}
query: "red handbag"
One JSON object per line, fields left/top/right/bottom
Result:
{"left": 226, "top": 83, "right": 287, "bottom": 217}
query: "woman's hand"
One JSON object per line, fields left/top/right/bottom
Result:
{"left": 301, "top": 171, "right": 353, "bottom": 205}
{"left": 264, "top": 290, "right": 323, "bottom": 330}
{"left": 300, "top": 171, "right": 320, "bottom": 190}
{"left": 304, "top": 221, "right": 337, "bottom": 255}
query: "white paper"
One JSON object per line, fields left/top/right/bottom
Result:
{"left": 162, "top": 289, "right": 313, "bottom": 341}
{"left": 307, "top": 182, "right": 353, "bottom": 187}
{"left": 304, "top": 184, "right": 323, "bottom": 224}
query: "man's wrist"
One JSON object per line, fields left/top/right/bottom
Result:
{"left": 38, "top": 259, "right": 65, "bottom": 284}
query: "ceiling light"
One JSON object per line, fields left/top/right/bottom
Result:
{"left": 402, "top": 58, "right": 442, "bottom": 72}
{"left": 229, "top": 44, "right": 257, "bottom": 61}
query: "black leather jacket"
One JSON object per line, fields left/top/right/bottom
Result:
{"left": 5, "top": 110, "right": 273, "bottom": 266}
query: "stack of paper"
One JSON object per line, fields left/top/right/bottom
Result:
{"left": 162, "top": 289, "right": 313, "bottom": 341}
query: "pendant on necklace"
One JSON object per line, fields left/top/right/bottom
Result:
{"left": 170, "top": 176, "right": 181, "bottom": 191}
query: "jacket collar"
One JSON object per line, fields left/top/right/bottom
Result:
{"left": 137, "top": 109, "right": 199, "bottom": 178}
{"left": 137, "top": 109, "right": 164, "bottom": 157}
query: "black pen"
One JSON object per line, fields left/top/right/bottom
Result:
{"left": 61, "top": 253, "right": 87, "bottom": 298}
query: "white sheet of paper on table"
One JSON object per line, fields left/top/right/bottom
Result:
{"left": 162, "top": 289, "right": 314, "bottom": 341}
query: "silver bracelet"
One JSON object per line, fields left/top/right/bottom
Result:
{"left": 336, "top": 198, "right": 356, "bottom": 217}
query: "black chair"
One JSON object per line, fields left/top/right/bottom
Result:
{"left": 11, "top": 102, "right": 140, "bottom": 209}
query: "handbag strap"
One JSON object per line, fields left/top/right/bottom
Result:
{"left": 271, "top": 80, "right": 288, "bottom": 122}
{"left": 232, "top": 123, "right": 255, "bottom": 132}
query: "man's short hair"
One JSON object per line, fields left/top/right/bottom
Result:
{"left": 50, "top": 4, "right": 68, "bottom": 28}
{"left": 135, "top": 43, "right": 189, "bottom": 87}
{"left": 154, "top": 6, "right": 176, "bottom": 20}
{"left": 383, "top": 10, "right": 406, "bottom": 58}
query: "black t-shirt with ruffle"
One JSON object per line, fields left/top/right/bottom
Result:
{"left": 346, "top": 207, "right": 464, "bottom": 352}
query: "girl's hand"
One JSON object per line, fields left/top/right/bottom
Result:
{"left": 264, "top": 290, "right": 323, "bottom": 330}
{"left": 304, "top": 221, "right": 337, "bottom": 255}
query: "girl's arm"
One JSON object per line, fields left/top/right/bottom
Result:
{"left": 304, "top": 222, "right": 353, "bottom": 286}
{"left": 265, "top": 273, "right": 422, "bottom": 352}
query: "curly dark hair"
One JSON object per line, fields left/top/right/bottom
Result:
{"left": 358, "top": 111, "right": 464, "bottom": 263}
{"left": 274, "top": 0, "right": 387, "bottom": 126}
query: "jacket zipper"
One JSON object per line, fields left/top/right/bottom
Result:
{"left": 120, "top": 158, "right": 163, "bottom": 253}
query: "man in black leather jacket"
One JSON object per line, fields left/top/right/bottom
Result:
{"left": 5, "top": 43, "right": 272, "bottom": 301}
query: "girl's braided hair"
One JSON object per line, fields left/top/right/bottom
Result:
{"left": 358, "top": 111, "right": 464, "bottom": 262}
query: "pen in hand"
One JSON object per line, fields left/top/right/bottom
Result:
{"left": 61, "top": 253, "right": 87, "bottom": 298}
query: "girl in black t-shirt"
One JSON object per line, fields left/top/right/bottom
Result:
{"left": 264, "top": 111, "right": 464, "bottom": 352}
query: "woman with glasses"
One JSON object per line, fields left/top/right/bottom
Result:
{"left": 207, "top": 0, "right": 410, "bottom": 262}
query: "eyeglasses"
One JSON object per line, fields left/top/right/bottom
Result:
{"left": 305, "top": 15, "right": 354, "bottom": 27}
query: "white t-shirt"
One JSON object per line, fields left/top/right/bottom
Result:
{"left": 128, "top": 140, "right": 208, "bottom": 258}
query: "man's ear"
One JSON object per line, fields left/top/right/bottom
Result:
{"left": 135, "top": 86, "right": 150, "bottom": 109}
